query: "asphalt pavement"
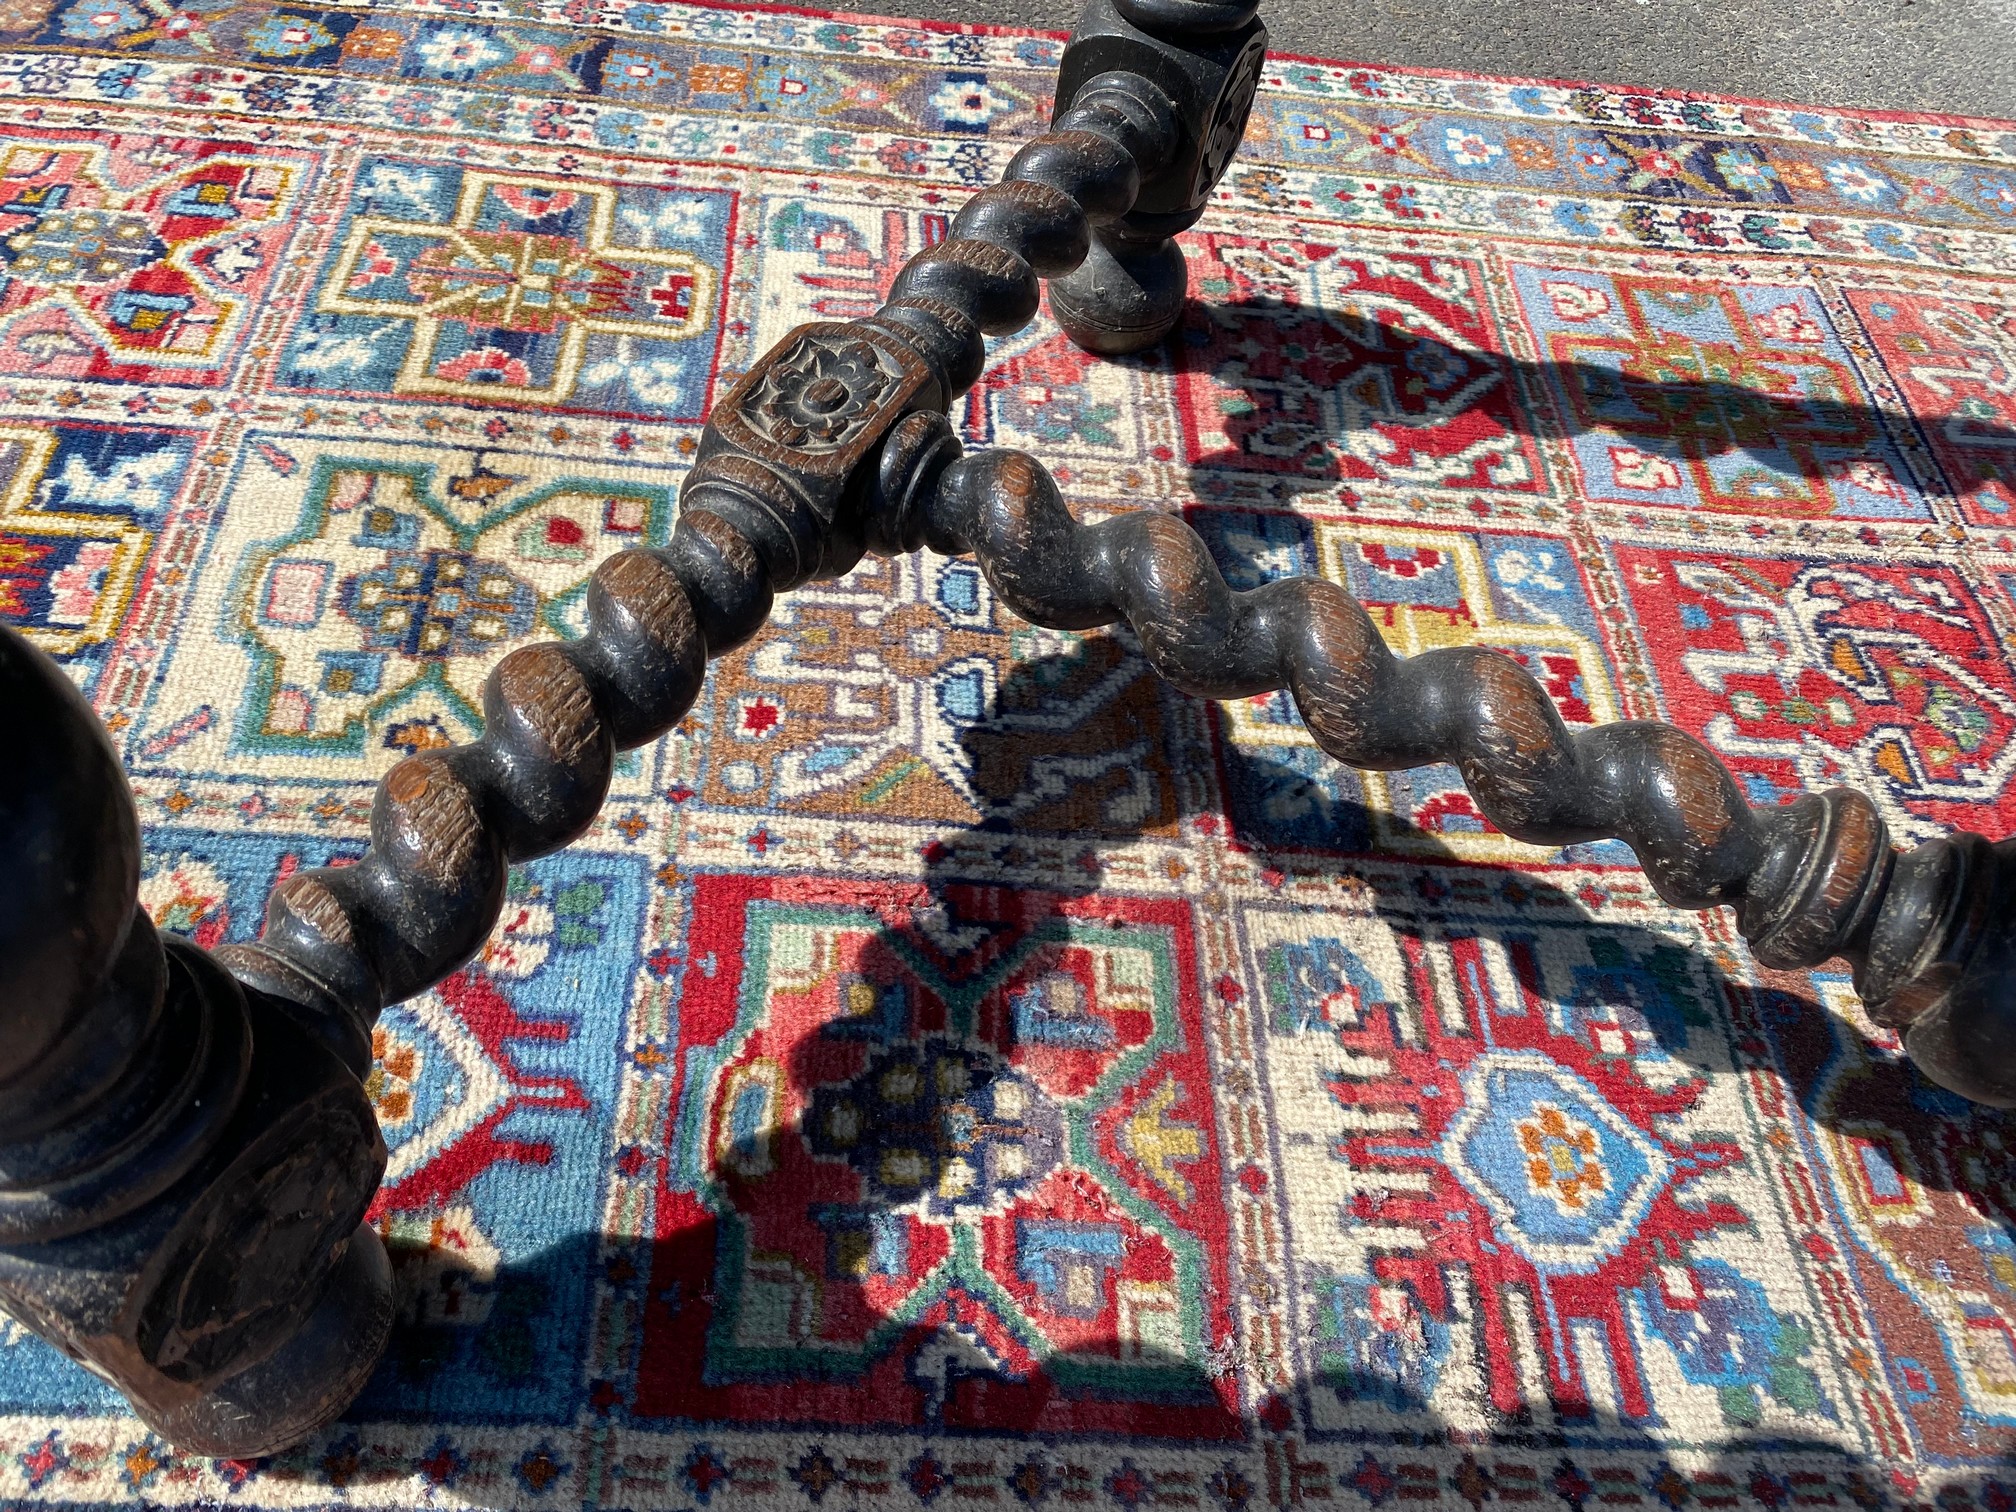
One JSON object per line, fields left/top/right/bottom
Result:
{"left": 879, "top": 0, "right": 2016, "bottom": 119}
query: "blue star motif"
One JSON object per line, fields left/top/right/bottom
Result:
{"left": 1441, "top": 1051, "right": 1672, "bottom": 1275}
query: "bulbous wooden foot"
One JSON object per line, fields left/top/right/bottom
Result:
{"left": 1852, "top": 832, "right": 2016, "bottom": 1108}
{"left": 1049, "top": 227, "right": 1188, "bottom": 355}
{"left": 145, "top": 1223, "right": 394, "bottom": 1457}
{"left": 1044, "top": 0, "right": 1262, "bottom": 355}
{"left": 0, "top": 625, "right": 392, "bottom": 1457}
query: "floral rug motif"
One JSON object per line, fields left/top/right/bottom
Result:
{"left": 0, "top": 2, "right": 2015, "bottom": 1507}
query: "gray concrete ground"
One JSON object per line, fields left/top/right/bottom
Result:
{"left": 885, "top": 0, "right": 2016, "bottom": 120}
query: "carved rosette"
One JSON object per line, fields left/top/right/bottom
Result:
{"left": 681, "top": 324, "right": 938, "bottom": 590}
{"left": 741, "top": 336, "right": 907, "bottom": 453}
{"left": 1191, "top": 31, "right": 1265, "bottom": 203}
{"left": 1050, "top": 0, "right": 1267, "bottom": 232}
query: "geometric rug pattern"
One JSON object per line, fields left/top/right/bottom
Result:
{"left": 0, "top": 3, "right": 2015, "bottom": 1505}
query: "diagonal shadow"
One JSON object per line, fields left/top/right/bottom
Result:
{"left": 1168, "top": 294, "right": 2016, "bottom": 515}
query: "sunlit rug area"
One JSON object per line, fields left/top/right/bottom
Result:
{"left": 0, "top": 0, "right": 2015, "bottom": 1504}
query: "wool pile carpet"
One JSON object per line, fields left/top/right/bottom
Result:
{"left": 0, "top": 0, "right": 2014, "bottom": 1505}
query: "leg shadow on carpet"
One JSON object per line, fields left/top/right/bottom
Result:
{"left": 1177, "top": 297, "right": 2016, "bottom": 517}
{"left": 321, "top": 654, "right": 2016, "bottom": 1497}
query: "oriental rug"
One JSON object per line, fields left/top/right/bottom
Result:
{"left": 0, "top": 2, "right": 2014, "bottom": 1507}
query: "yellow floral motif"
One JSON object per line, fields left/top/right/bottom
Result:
{"left": 1517, "top": 1103, "right": 1607, "bottom": 1213}
{"left": 341, "top": 24, "right": 405, "bottom": 60}
{"left": 1772, "top": 157, "right": 1830, "bottom": 192}
{"left": 1119, "top": 1076, "right": 1205, "bottom": 1206}
{"left": 366, "top": 1025, "right": 421, "bottom": 1127}
{"left": 319, "top": 172, "right": 714, "bottom": 404}
{"left": 122, "top": 1439, "right": 164, "bottom": 1490}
